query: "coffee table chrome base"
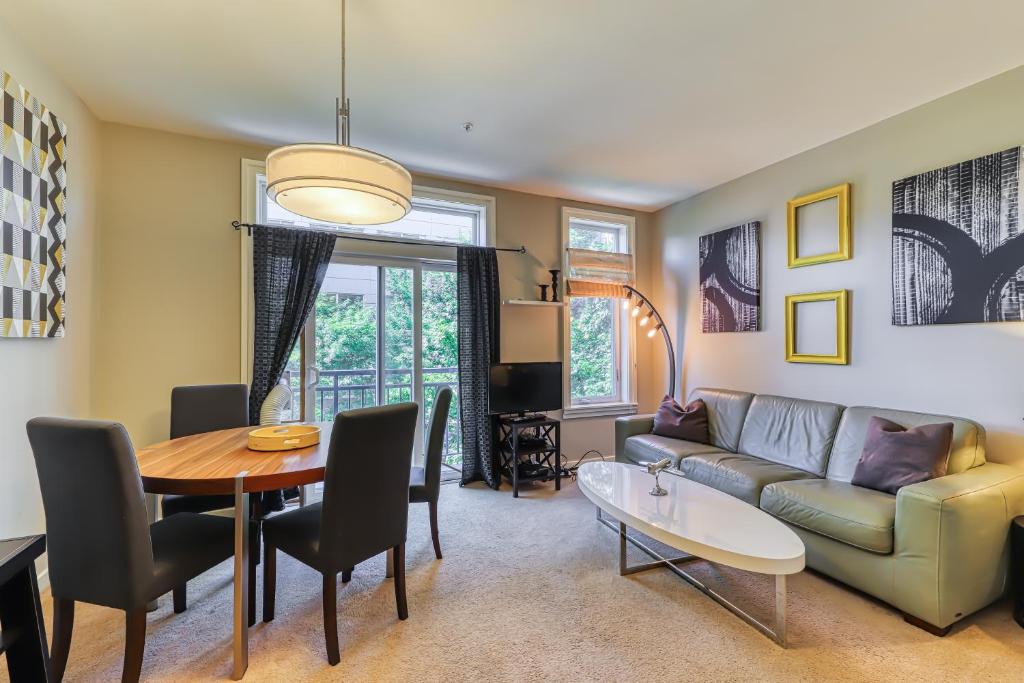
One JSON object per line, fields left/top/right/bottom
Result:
{"left": 597, "top": 508, "right": 789, "bottom": 647}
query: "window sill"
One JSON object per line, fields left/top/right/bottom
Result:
{"left": 561, "top": 402, "right": 638, "bottom": 420}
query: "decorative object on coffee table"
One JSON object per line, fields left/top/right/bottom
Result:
{"left": 645, "top": 458, "right": 671, "bottom": 496}
{"left": 549, "top": 269, "right": 561, "bottom": 302}
{"left": 699, "top": 221, "right": 761, "bottom": 332}
{"left": 537, "top": 284, "right": 549, "bottom": 301}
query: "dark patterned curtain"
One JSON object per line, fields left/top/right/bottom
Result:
{"left": 457, "top": 246, "right": 501, "bottom": 488}
{"left": 250, "top": 224, "right": 335, "bottom": 423}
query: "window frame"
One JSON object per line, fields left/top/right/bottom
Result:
{"left": 240, "top": 158, "right": 493, "bottom": 387}
{"left": 560, "top": 207, "right": 638, "bottom": 420}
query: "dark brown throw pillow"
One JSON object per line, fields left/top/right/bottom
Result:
{"left": 850, "top": 416, "right": 954, "bottom": 495}
{"left": 652, "top": 396, "right": 710, "bottom": 444}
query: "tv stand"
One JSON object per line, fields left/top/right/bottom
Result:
{"left": 496, "top": 415, "right": 561, "bottom": 498}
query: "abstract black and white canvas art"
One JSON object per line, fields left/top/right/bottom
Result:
{"left": 893, "top": 147, "right": 1024, "bottom": 326}
{"left": 699, "top": 221, "right": 761, "bottom": 332}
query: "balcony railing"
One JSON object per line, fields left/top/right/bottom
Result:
{"left": 282, "top": 367, "right": 462, "bottom": 467}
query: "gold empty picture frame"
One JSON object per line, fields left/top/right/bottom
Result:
{"left": 785, "top": 290, "right": 849, "bottom": 365}
{"left": 786, "top": 183, "right": 851, "bottom": 267}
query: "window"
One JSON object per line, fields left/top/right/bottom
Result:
{"left": 240, "top": 159, "right": 490, "bottom": 472}
{"left": 562, "top": 208, "right": 637, "bottom": 419}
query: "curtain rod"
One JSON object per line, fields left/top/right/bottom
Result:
{"left": 232, "top": 221, "right": 527, "bottom": 254}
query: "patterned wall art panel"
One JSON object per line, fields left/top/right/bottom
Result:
{"left": 1, "top": 70, "right": 68, "bottom": 338}
{"left": 893, "top": 147, "right": 1023, "bottom": 326}
{"left": 699, "top": 221, "right": 761, "bottom": 332}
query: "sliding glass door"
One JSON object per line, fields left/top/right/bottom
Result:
{"left": 293, "top": 257, "right": 460, "bottom": 470}
{"left": 421, "top": 269, "right": 461, "bottom": 468}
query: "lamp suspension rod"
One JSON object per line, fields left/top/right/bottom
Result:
{"left": 336, "top": 0, "right": 350, "bottom": 146}
{"left": 624, "top": 284, "right": 676, "bottom": 398}
{"left": 232, "top": 221, "right": 526, "bottom": 253}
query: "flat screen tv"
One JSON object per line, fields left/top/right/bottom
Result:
{"left": 489, "top": 362, "right": 563, "bottom": 415}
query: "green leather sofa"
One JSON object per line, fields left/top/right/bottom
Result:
{"left": 615, "top": 388, "right": 1024, "bottom": 634}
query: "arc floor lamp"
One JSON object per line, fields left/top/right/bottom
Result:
{"left": 622, "top": 285, "right": 676, "bottom": 399}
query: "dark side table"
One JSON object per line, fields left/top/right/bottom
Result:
{"left": 496, "top": 416, "right": 561, "bottom": 498}
{"left": 1013, "top": 516, "right": 1024, "bottom": 628}
{"left": 0, "top": 535, "right": 51, "bottom": 682}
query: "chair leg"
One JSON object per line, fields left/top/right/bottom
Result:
{"left": 323, "top": 573, "right": 340, "bottom": 665}
{"left": 248, "top": 500, "right": 262, "bottom": 627}
{"left": 122, "top": 609, "right": 147, "bottom": 683}
{"left": 51, "top": 598, "right": 74, "bottom": 682}
{"left": 394, "top": 543, "right": 408, "bottom": 621}
{"left": 172, "top": 584, "right": 187, "bottom": 614}
{"left": 263, "top": 542, "right": 276, "bottom": 623}
{"left": 341, "top": 568, "right": 352, "bottom": 583}
{"left": 429, "top": 500, "right": 442, "bottom": 560}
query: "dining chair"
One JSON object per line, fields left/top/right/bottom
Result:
{"left": 162, "top": 383, "right": 271, "bottom": 624}
{"left": 26, "top": 418, "right": 235, "bottom": 683}
{"left": 410, "top": 387, "right": 453, "bottom": 559}
{"left": 161, "top": 383, "right": 249, "bottom": 517}
{"left": 261, "top": 402, "right": 418, "bottom": 665}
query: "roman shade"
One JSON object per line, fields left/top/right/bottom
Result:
{"left": 565, "top": 248, "right": 634, "bottom": 298}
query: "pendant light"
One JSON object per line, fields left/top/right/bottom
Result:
{"left": 265, "top": 0, "right": 412, "bottom": 225}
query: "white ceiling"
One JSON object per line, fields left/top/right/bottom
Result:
{"left": 6, "top": 0, "right": 1024, "bottom": 210}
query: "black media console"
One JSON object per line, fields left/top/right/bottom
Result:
{"left": 496, "top": 415, "right": 561, "bottom": 498}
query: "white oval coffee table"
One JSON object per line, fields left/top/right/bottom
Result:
{"left": 577, "top": 461, "right": 805, "bottom": 646}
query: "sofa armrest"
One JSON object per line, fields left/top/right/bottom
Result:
{"left": 614, "top": 414, "right": 654, "bottom": 462}
{"left": 894, "top": 462, "right": 1024, "bottom": 627}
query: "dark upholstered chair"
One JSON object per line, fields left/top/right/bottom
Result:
{"left": 161, "top": 384, "right": 249, "bottom": 517}
{"left": 410, "top": 387, "right": 453, "bottom": 559}
{"left": 262, "top": 403, "right": 418, "bottom": 665}
{"left": 26, "top": 418, "right": 234, "bottom": 683}
{"left": 161, "top": 384, "right": 267, "bottom": 625}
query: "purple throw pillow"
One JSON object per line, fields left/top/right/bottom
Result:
{"left": 850, "top": 416, "right": 954, "bottom": 495}
{"left": 652, "top": 396, "right": 710, "bottom": 444}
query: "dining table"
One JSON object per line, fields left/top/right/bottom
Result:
{"left": 135, "top": 421, "right": 333, "bottom": 680}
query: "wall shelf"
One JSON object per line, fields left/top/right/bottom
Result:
{"left": 502, "top": 299, "right": 565, "bottom": 307}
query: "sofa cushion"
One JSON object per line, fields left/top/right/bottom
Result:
{"left": 737, "top": 394, "right": 844, "bottom": 477}
{"left": 827, "top": 406, "right": 985, "bottom": 482}
{"left": 687, "top": 388, "right": 754, "bottom": 451}
{"left": 622, "top": 435, "right": 725, "bottom": 469}
{"left": 653, "top": 396, "right": 710, "bottom": 443}
{"left": 679, "top": 452, "right": 819, "bottom": 506}
{"left": 760, "top": 479, "right": 896, "bottom": 554}
{"left": 850, "top": 417, "right": 953, "bottom": 494}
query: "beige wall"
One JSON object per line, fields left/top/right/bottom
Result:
{"left": 653, "top": 66, "right": 1024, "bottom": 466}
{"left": 0, "top": 18, "right": 102, "bottom": 544}
{"left": 91, "top": 125, "right": 268, "bottom": 444}
{"left": 93, "top": 125, "right": 657, "bottom": 460}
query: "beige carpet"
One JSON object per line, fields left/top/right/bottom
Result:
{"left": 14, "top": 480, "right": 1024, "bottom": 682}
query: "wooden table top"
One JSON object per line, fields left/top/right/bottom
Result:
{"left": 136, "top": 423, "right": 332, "bottom": 495}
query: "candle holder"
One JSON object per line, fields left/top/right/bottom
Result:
{"left": 549, "top": 269, "right": 561, "bottom": 302}
{"left": 537, "top": 284, "right": 549, "bottom": 302}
